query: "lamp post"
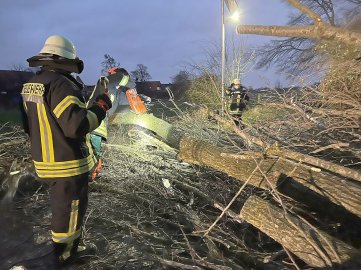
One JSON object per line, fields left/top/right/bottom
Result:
{"left": 221, "top": 0, "right": 226, "bottom": 113}
{"left": 221, "top": 0, "right": 240, "bottom": 113}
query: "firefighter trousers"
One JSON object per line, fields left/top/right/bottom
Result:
{"left": 43, "top": 173, "right": 89, "bottom": 261}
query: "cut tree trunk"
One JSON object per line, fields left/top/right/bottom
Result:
{"left": 178, "top": 136, "right": 361, "bottom": 218}
{"left": 240, "top": 196, "right": 358, "bottom": 268}
{"left": 266, "top": 145, "right": 361, "bottom": 183}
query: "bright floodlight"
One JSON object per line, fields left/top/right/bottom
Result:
{"left": 230, "top": 10, "right": 240, "bottom": 22}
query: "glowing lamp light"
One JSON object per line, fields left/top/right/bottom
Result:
{"left": 229, "top": 10, "right": 240, "bottom": 22}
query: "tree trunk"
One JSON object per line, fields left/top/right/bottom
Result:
{"left": 266, "top": 145, "right": 361, "bottom": 183}
{"left": 240, "top": 196, "right": 358, "bottom": 267}
{"left": 178, "top": 136, "right": 361, "bottom": 218}
{"left": 236, "top": 23, "right": 361, "bottom": 48}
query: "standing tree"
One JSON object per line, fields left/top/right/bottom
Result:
{"left": 131, "top": 64, "right": 152, "bottom": 82}
{"left": 235, "top": 0, "right": 361, "bottom": 161}
{"left": 101, "top": 54, "right": 120, "bottom": 75}
{"left": 237, "top": 0, "right": 361, "bottom": 51}
{"left": 9, "top": 63, "right": 38, "bottom": 73}
{"left": 10, "top": 63, "right": 29, "bottom": 71}
{"left": 255, "top": 0, "right": 361, "bottom": 77}
{"left": 171, "top": 70, "right": 191, "bottom": 100}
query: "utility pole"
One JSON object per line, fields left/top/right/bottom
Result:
{"left": 221, "top": 0, "right": 226, "bottom": 114}
{"left": 221, "top": 0, "right": 240, "bottom": 114}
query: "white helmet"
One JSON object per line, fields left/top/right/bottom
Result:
{"left": 232, "top": 78, "right": 241, "bottom": 85}
{"left": 39, "top": 35, "right": 77, "bottom": 60}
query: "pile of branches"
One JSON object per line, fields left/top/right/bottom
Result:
{"left": 242, "top": 71, "right": 361, "bottom": 169}
{"left": 0, "top": 118, "right": 290, "bottom": 269}
{"left": 1, "top": 91, "right": 360, "bottom": 269}
{"left": 84, "top": 119, "right": 287, "bottom": 269}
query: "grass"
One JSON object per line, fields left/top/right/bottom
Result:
{"left": 242, "top": 104, "right": 288, "bottom": 125}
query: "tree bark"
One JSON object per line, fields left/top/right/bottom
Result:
{"left": 178, "top": 136, "right": 361, "bottom": 218}
{"left": 287, "top": 0, "right": 322, "bottom": 23}
{"left": 266, "top": 145, "right": 361, "bottom": 183}
{"left": 236, "top": 24, "right": 361, "bottom": 48}
{"left": 209, "top": 111, "right": 266, "bottom": 148}
{"left": 240, "top": 196, "right": 358, "bottom": 267}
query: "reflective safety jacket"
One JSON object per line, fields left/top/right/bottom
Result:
{"left": 89, "top": 72, "right": 131, "bottom": 140}
{"left": 21, "top": 69, "right": 105, "bottom": 179}
{"left": 225, "top": 85, "right": 250, "bottom": 115}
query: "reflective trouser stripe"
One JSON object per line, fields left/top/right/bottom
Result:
{"left": 69, "top": 200, "right": 79, "bottom": 234}
{"left": 52, "top": 229, "right": 81, "bottom": 244}
{"left": 49, "top": 174, "right": 88, "bottom": 262}
{"left": 52, "top": 229, "right": 81, "bottom": 261}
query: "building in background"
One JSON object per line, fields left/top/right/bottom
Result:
{"left": 0, "top": 70, "right": 33, "bottom": 109}
{"left": 135, "top": 81, "right": 171, "bottom": 99}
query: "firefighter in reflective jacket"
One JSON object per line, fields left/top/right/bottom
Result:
{"left": 21, "top": 35, "right": 112, "bottom": 263}
{"left": 226, "top": 79, "right": 249, "bottom": 126}
{"left": 89, "top": 67, "right": 130, "bottom": 181}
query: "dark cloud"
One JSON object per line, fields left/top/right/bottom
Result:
{"left": 0, "top": 0, "right": 290, "bottom": 87}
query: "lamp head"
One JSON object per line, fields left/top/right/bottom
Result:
{"left": 229, "top": 10, "right": 240, "bottom": 22}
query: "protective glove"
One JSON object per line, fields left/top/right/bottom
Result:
{"left": 94, "top": 94, "right": 112, "bottom": 112}
{"left": 96, "top": 76, "right": 109, "bottom": 95}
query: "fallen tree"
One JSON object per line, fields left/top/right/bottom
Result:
{"left": 177, "top": 135, "right": 361, "bottom": 218}
{"left": 240, "top": 196, "right": 358, "bottom": 267}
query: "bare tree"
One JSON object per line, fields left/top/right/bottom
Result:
{"left": 242, "top": 0, "right": 361, "bottom": 78}
{"left": 101, "top": 54, "right": 120, "bottom": 75}
{"left": 131, "top": 64, "right": 152, "bottom": 82}
{"left": 9, "top": 63, "right": 34, "bottom": 72}
{"left": 340, "top": 0, "right": 361, "bottom": 18}
{"left": 171, "top": 70, "right": 191, "bottom": 100}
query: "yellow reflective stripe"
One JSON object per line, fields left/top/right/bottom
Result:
{"left": 68, "top": 200, "right": 79, "bottom": 233}
{"left": 23, "top": 102, "right": 28, "bottom": 113}
{"left": 87, "top": 110, "right": 99, "bottom": 132}
{"left": 119, "top": 75, "right": 129, "bottom": 87}
{"left": 34, "top": 155, "right": 93, "bottom": 169}
{"left": 52, "top": 229, "right": 81, "bottom": 244}
{"left": 37, "top": 104, "right": 46, "bottom": 161}
{"left": 53, "top": 96, "right": 86, "bottom": 118}
{"left": 86, "top": 134, "right": 95, "bottom": 157}
{"left": 92, "top": 120, "right": 107, "bottom": 138}
{"left": 37, "top": 103, "right": 55, "bottom": 162}
{"left": 35, "top": 159, "right": 95, "bottom": 178}
{"left": 42, "top": 104, "right": 55, "bottom": 162}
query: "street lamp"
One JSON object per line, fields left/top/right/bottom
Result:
{"left": 221, "top": 0, "right": 240, "bottom": 113}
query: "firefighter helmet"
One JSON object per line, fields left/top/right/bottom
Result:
{"left": 232, "top": 78, "right": 241, "bottom": 85}
{"left": 39, "top": 35, "right": 77, "bottom": 60}
{"left": 27, "top": 35, "right": 84, "bottom": 74}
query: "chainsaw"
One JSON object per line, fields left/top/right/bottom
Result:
{"left": 88, "top": 67, "right": 175, "bottom": 145}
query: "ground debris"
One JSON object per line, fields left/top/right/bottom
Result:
{"left": 2, "top": 107, "right": 359, "bottom": 269}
